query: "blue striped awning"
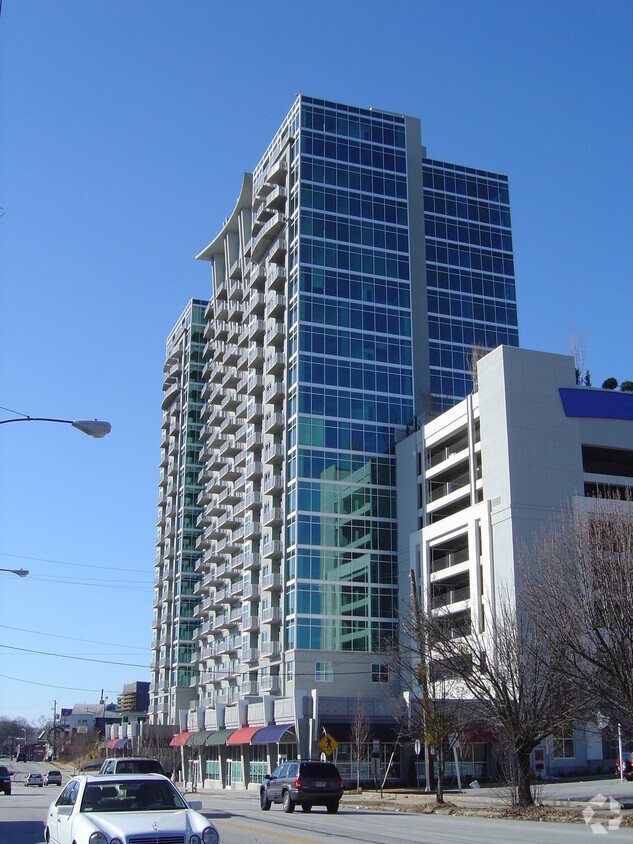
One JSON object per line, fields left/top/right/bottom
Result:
{"left": 251, "top": 723, "right": 295, "bottom": 745}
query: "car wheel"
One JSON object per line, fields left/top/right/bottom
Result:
{"left": 282, "top": 790, "right": 295, "bottom": 813}
{"left": 45, "top": 828, "right": 50, "bottom": 843}
{"left": 260, "top": 789, "right": 271, "bottom": 811}
{"left": 301, "top": 803, "right": 312, "bottom": 812}
{"left": 326, "top": 800, "right": 339, "bottom": 814}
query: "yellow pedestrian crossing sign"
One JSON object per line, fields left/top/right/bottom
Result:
{"left": 319, "top": 733, "right": 338, "bottom": 757}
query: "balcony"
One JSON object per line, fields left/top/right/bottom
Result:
{"left": 248, "top": 374, "right": 265, "bottom": 396}
{"left": 248, "top": 345, "right": 265, "bottom": 368}
{"left": 267, "top": 157, "right": 287, "bottom": 184}
{"left": 262, "top": 572, "right": 282, "bottom": 591}
{"left": 268, "top": 238, "right": 287, "bottom": 264}
{"left": 244, "top": 492, "right": 262, "bottom": 512}
{"left": 264, "top": 412, "right": 284, "bottom": 434}
{"left": 244, "top": 521, "right": 262, "bottom": 540}
{"left": 251, "top": 212, "right": 286, "bottom": 263}
{"left": 263, "top": 507, "right": 284, "bottom": 527}
{"left": 265, "top": 352, "right": 285, "bottom": 376}
{"left": 250, "top": 262, "right": 266, "bottom": 289}
{"left": 246, "top": 431, "right": 263, "bottom": 451}
{"left": 244, "top": 648, "right": 260, "bottom": 663}
{"left": 228, "top": 278, "right": 243, "bottom": 301}
{"left": 241, "top": 680, "right": 259, "bottom": 696}
{"left": 265, "top": 293, "right": 286, "bottom": 319}
{"left": 430, "top": 547, "right": 469, "bottom": 574}
{"left": 264, "top": 474, "right": 284, "bottom": 494}
{"left": 431, "top": 584, "right": 470, "bottom": 610}
{"left": 263, "top": 443, "right": 284, "bottom": 465}
{"left": 260, "top": 675, "right": 281, "bottom": 693}
{"left": 229, "top": 258, "right": 242, "bottom": 280}
{"left": 266, "top": 322, "right": 285, "bottom": 347}
{"left": 262, "top": 606, "right": 282, "bottom": 625}
{"left": 245, "top": 461, "right": 263, "bottom": 481}
{"left": 246, "top": 402, "right": 263, "bottom": 422}
{"left": 248, "top": 319, "right": 266, "bottom": 341}
{"left": 266, "top": 184, "right": 287, "bottom": 211}
{"left": 261, "top": 641, "right": 281, "bottom": 659}
{"left": 243, "top": 615, "right": 260, "bottom": 632}
{"left": 248, "top": 292, "right": 266, "bottom": 317}
{"left": 262, "top": 540, "right": 284, "bottom": 560}
{"left": 243, "top": 584, "right": 261, "bottom": 601}
{"left": 243, "top": 552, "right": 261, "bottom": 572}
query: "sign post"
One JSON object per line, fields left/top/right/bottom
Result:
{"left": 414, "top": 738, "right": 421, "bottom": 792}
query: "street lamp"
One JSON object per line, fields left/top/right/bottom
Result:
{"left": 0, "top": 568, "right": 29, "bottom": 577}
{"left": 0, "top": 414, "right": 111, "bottom": 438}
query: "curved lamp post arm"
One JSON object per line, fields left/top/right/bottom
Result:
{"left": 0, "top": 416, "right": 111, "bottom": 438}
{"left": 0, "top": 567, "right": 29, "bottom": 577}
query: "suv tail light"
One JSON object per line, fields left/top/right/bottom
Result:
{"left": 339, "top": 778, "right": 344, "bottom": 789}
{"left": 294, "top": 777, "right": 301, "bottom": 789}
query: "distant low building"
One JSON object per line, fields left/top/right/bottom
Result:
{"left": 118, "top": 681, "right": 150, "bottom": 713}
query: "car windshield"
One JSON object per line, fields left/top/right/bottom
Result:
{"left": 80, "top": 779, "right": 188, "bottom": 812}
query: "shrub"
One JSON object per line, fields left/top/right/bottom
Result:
{"left": 602, "top": 377, "right": 618, "bottom": 390}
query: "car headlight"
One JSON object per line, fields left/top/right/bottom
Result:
{"left": 202, "top": 827, "right": 220, "bottom": 844}
{"left": 189, "top": 836, "right": 201, "bottom": 844}
{"left": 89, "top": 835, "right": 108, "bottom": 844}
{"left": 111, "top": 839, "right": 123, "bottom": 844}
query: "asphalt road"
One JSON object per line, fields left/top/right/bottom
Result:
{"left": 1, "top": 762, "right": 632, "bottom": 844}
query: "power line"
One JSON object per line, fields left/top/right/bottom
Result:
{"left": 0, "top": 550, "right": 149, "bottom": 575}
{"left": 0, "top": 623, "right": 148, "bottom": 651}
{"left": 0, "top": 643, "right": 149, "bottom": 669}
{"left": 0, "top": 672, "right": 119, "bottom": 694}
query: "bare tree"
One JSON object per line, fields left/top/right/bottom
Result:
{"left": 521, "top": 491, "right": 633, "bottom": 735}
{"left": 419, "top": 585, "right": 581, "bottom": 807}
{"left": 568, "top": 331, "right": 591, "bottom": 386}
{"left": 350, "top": 693, "right": 370, "bottom": 792}
{"left": 387, "top": 573, "right": 466, "bottom": 804}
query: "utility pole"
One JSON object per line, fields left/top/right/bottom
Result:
{"left": 52, "top": 700, "right": 57, "bottom": 760}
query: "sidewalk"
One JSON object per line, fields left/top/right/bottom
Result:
{"left": 189, "top": 777, "right": 633, "bottom": 816}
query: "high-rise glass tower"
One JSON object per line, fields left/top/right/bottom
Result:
{"left": 150, "top": 96, "right": 518, "bottom": 731}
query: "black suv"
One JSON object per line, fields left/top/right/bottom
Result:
{"left": 260, "top": 760, "right": 343, "bottom": 813}
{"left": 0, "top": 765, "right": 11, "bottom": 796}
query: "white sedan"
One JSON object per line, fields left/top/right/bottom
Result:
{"left": 44, "top": 774, "right": 219, "bottom": 844}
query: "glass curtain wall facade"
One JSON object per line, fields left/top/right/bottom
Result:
{"left": 423, "top": 160, "right": 519, "bottom": 412}
{"left": 289, "top": 99, "right": 414, "bottom": 669}
{"left": 151, "top": 299, "right": 207, "bottom": 724}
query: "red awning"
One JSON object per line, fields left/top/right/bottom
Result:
{"left": 226, "top": 726, "right": 263, "bottom": 746}
{"left": 169, "top": 731, "right": 193, "bottom": 747}
{"left": 106, "top": 739, "right": 118, "bottom": 749}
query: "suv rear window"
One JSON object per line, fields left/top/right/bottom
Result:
{"left": 300, "top": 762, "right": 339, "bottom": 778}
{"left": 117, "top": 760, "right": 163, "bottom": 774}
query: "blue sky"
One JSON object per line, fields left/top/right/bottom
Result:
{"left": 1, "top": 0, "right": 631, "bottom": 724}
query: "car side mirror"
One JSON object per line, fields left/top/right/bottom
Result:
{"left": 188, "top": 799, "right": 202, "bottom": 810}
{"left": 264, "top": 774, "right": 272, "bottom": 780}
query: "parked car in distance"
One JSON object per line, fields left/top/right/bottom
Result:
{"left": 25, "top": 772, "right": 44, "bottom": 787}
{"left": 260, "top": 759, "right": 343, "bottom": 813}
{"left": 99, "top": 756, "right": 165, "bottom": 776}
{"left": 0, "top": 765, "right": 11, "bottom": 795}
{"left": 44, "top": 774, "right": 220, "bottom": 844}
{"left": 44, "top": 770, "right": 62, "bottom": 786}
